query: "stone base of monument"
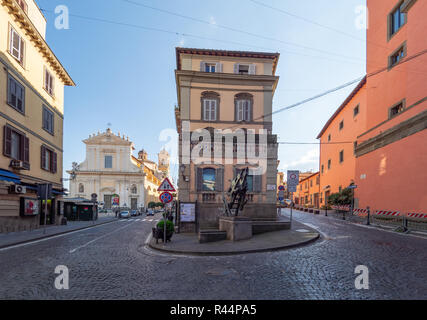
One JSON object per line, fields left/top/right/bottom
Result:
{"left": 219, "top": 216, "right": 253, "bottom": 241}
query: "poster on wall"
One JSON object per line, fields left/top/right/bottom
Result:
{"left": 180, "top": 203, "right": 196, "bottom": 222}
{"left": 20, "top": 198, "right": 39, "bottom": 216}
{"left": 112, "top": 194, "right": 120, "bottom": 206}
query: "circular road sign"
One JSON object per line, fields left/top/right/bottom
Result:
{"left": 278, "top": 185, "right": 285, "bottom": 191}
{"left": 159, "top": 192, "right": 173, "bottom": 204}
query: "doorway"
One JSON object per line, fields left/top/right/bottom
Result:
{"left": 131, "top": 198, "right": 138, "bottom": 210}
{"left": 104, "top": 195, "right": 112, "bottom": 209}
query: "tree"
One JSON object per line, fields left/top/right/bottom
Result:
{"left": 148, "top": 202, "right": 157, "bottom": 209}
{"left": 328, "top": 188, "right": 352, "bottom": 206}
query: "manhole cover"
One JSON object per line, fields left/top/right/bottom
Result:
{"left": 296, "top": 229, "right": 310, "bottom": 233}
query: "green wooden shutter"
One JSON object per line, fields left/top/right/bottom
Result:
{"left": 216, "top": 168, "right": 224, "bottom": 192}
{"left": 3, "top": 126, "right": 12, "bottom": 157}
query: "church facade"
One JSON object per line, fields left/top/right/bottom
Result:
{"left": 67, "top": 129, "right": 168, "bottom": 209}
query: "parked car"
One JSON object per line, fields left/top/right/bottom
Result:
{"left": 130, "top": 210, "right": 140, "bottom": 217}
{"left": 119, "top": 211, "right": 130, "bottom": 219}
{"left": 147, "top": 209, "right": 154, "bottom": 216}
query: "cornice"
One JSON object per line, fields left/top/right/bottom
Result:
{"left": 2, "top": 0, "right": 75, "bottom": 86}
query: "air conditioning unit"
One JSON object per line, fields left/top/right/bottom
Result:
{"left": 10, "top": 160, "right": 30, "bottom": 170}
{"left": 10, "top": 185, "right": 27, "bottom": 194}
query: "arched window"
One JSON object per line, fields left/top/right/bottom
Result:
{"left": 201, "top": 92, "right": 220, "bottom": 121}
{"left": 131, "top": 184, "right": 137, "bottom": 194}
{"left": 235, "top": 93, "right": 253, "bottom": 122}
{"left": 202, "top": 168, "right": 216, "bottom": 191}
{"left": 78, "top": 183, "right": 84, "bottom": 193}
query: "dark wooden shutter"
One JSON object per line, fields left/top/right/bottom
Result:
{"left": 216, "top": 168, "right": 224, "bottom": 192}
{"left": 19, "top": 134, "right": 25, "bottom": 161}
{"left": 3, "top": 126, "right": 12, "bottom": 157}
{"left": 41, "top": 146, "right": 46, "bottom": 170}
{"left": 52, "top": 152, "right": 57, "bottom": 174}
{"left": 196, "top": 167, "right": 203, "bottom": 192}
{"left": 23, "top": 136, "right": 29, "bottom": 164}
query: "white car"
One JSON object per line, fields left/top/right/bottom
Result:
{"left": 119, "top": 211, "right": 130, "bottom": 219}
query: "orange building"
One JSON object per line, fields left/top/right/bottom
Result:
{"left": 317, "top": 78, "right": 367, "bottom": 207}
{"left": 295, "top": 172, "right": 320, "bottom": 208}
{"left": 355, "top": 0, "right": 427, "bottom": 213}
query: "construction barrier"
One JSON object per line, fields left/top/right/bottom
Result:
{"left": 332, "top": 205, "right": 351, "bottom": 212}
{"left": 353, "top": 208, "right": 368, "bottom": 217}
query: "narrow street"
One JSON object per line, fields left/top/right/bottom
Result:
{"left": 1, "top": 211, "right": 426, "bottom": 300}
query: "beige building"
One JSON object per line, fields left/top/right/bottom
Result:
{"left": 175, "top": 48, "right": 280, "bottom": 230}
{"left": 0, "top": 0, "right": 74, "bottom": 233}
{"left": 68, "top": 129, "right": 167, "bottom": 209}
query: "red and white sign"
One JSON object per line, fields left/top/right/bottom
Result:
{"left": 374, "top": 210, "right": 400, "bottom": 217}
{"left": 158, "top": 178, "right": 176, "bottom": 192}
{"left": 159, "top": 192, "right": 173, "bottom": 204}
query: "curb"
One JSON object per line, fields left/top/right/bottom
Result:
{"left": 148, "top": 232, "right": 320, "bottom": 256}
{"left": 0, "top": 219, "right": 118, "bottom": 250}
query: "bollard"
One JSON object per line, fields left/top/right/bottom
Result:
{"left": 366, "top": 206, "right": 370, "bottom": 225}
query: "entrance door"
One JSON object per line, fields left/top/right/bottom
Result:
{"left": 40, "top": 200, "right": 55, "bottom": 225}
{"left": 104, "top": 195, "right": 112, "bottom": 209}
{"left": 131, "top": 198, "right": 138, "bottom": 210}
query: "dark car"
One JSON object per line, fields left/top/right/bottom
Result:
{"left": 130, "top": 210, "right": 139, "bottom": 217}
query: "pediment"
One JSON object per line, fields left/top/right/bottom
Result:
{"left": 83, "top": 133, "right": 133, "bottom": 146}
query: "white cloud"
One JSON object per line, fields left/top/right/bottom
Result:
{"left": 209, "top": 16, "right": 217, "bottom": 25}
{"left": 281, "top": 148, "right": 319, "bottom": 171}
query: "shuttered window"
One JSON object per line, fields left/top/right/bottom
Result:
{"left": 44, "top": 68, "right": 55, "bottom": 97}
{"left": 236, "top": 100, "right": 251, "bottom": 122}
{"left": 41, "top": 145, "right": 57, "bottom": 173}
{"left": 203, "top": 99, "right": 217, "bottom": 121}
{"left": 9, "top": 26, "right": 25, "bottom": 65}
{"left": 42, "top": 106, "right": 54, "bottom": 135}
{"left": 3, "top": 126, "right": 29, "bottom": 165}
{"left": 8, "top": 75, "right": 25, "bottom": 113}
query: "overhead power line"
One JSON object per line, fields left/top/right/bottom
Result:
{"left": 119, "top": 0, "right": 366, "bottom": 63}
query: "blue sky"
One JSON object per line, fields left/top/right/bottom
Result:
{"left": 37, "top": 0, "right": 367, "bottom": 183}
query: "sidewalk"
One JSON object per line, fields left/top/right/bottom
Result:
{"left": 0, "top": 216, "right": 117, "bottom": 249}
{"left": 149, "top": 218, "right": 320, "bottom": 256}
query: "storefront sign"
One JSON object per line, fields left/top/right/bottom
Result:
{"left": 180, "top": 203, "right": 196, "bottom": 222}
{"left": 112, "top": 194, "right": 120, "bottom": 206}
{"left": 20, "top": 198, "right": 39, "bottom": 216}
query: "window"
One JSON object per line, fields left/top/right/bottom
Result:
{"left": 205, "top": 64, "right": 216, "bottom": 73}
{"left": 79, "top": 184, "right": 84, "bottom": 193}
{"left": 9, "top": 26, "right": 25, "bottom": 65}
{"left": 7, "top": 75, "right": 25, "bottom": 113}
{"left": 389, "top": 2, "right": 406, "bottom": 38}
{"left": 236, "top": 168, "right": 254, "bottom": 192}
{"left": 234, "top": 64, "right": 256, "bottom": 75}
{"left": 310, "top": 180, "right": 313, "bottom": 187}
{"left": 354, "top": 105, "right": 360, "bottom": 117}
{"left": 42, "top": 107, "right": 54, "bottom": 135}
{"left": 202, "top": 168, "right": 216, "bottom": 191}
{"left": 203, "top": 99, "right": 217, "bottom": 121}
{"left": 131, "top": 185, "right": 137, "bottom": 194}
{"left": 328, "top": 159, "right": 331, "bottom": 170}
{"left": 238, "top": 65, "right": 249, "bottom": 74}
{"left": 339, "top": 150, "right": 344, "bottom": 163}
{"left": 16, "top": 0, "right": 28, "bottom": 12}
{"left": 41, "top": 145, "right": 57, "bottom": 173}
{"left": 389, "top": 45, "right": 406, "bottom": 68}
{"left": 389, "top": 101, "right": 405, "bottom": 119}
{"left": 3, "top": 126, "right": 29, "bottom": 165}
{"left": 44, "top": 68, "right": 55, "bottom": 96}
{"left": 328, "top": 134, "right": 331, "bottom": 142}
{"left": 339, "top": 121, "right": 344, "bottom": 130}
{"left": 105, "top": 156, "right": 113, "bottom": 169}
{"left": 321, "top": 165, "right": 324, "bottom": 174}
{"left": 236, "top": 100, "right": 251, "bottom": 122}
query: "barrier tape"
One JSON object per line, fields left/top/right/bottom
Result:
{"left": 406, "top": 213, "right": 427, "bottom": 219}
{"left": 332, "top": 205, "right": 351, "bottom": 211}
{"left": 374, "top": 210, "right": 401, "bottom": 217}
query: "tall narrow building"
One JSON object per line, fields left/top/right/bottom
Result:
{"left": 0, "top": 0, "right": 75, "bottom": 233}
{"left": 175, "top": 48, "right": 280, "bottom": 231}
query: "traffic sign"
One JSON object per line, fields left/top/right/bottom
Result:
{"left": 158, "top": 178, "right": 176, "bottom": 192}
{"left": 278, "top": 185, "right": 285, "bottom": 191}
{"left": 287, "top": 171, "right": 300, "bottom": 189}
{"left": 278, "top": 190, "right": 285, "bottom": 201}
{"left": 159, "top": 192, "right": 173, "bottom": 204}
{"left": 348, "top": 185, "right": 358, "bottom": 189}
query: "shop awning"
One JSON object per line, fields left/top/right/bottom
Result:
{"left": 0, "top": 169, "right": 21, "bottom": 184}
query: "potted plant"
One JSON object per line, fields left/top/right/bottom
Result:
{"left": 153, "top": 220, "right": 175, "bottom": 243}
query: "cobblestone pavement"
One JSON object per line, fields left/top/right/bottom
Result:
{"left": 0, "top": 210, "right": 426, "bottom": 300}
